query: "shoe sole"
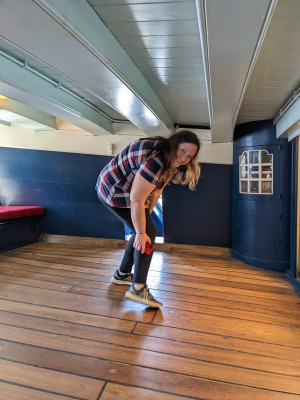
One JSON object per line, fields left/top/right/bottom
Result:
{"left": 125, "top": 291, "right": 162, "bottom": 308}
{"left": 111, "top": 277, "right": 132, "bottom": 286}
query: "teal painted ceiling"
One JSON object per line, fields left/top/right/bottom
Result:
{"left": 0, "top": 0, "right": 299, "bottom": 142}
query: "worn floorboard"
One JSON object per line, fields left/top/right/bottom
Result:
{"left": 0, "top": 241, "right": 299, "bottom": 400}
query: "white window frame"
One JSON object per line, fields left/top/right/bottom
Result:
{"left": 239, "top": 150, "right": 273, "bottom": 195}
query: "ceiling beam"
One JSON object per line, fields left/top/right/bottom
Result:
{"left": 0, "top": 118, "right": 11, "bottom": 127}
{"left": 0, "top": 98, "right": 57, "bottom": 130}
{"left": 0, "top": 0, "right": 173, "bottom": 136}
{"left": 0, "top": 53, "right": 112, "bottom": 135}
{"left": 196, "top": 0, "right": 277, "bottom": 143}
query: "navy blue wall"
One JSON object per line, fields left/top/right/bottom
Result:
{"left": 163, "top": 163, "right": 232, "bottom": 247}
{"left": 232, "top": 120, "right": 291, "bottom": 272}
{"left": 0, "top": 147, "right": 124, "bottom": 239}
{"left": 0, "top": 147, "right": 232, "bottom": 247}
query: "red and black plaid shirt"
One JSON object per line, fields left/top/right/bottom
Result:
{"left": 95, "top": 139, "right": 165, "bottom": 207}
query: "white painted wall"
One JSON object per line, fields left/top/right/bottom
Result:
{"left": 276, "top": 97, "right": 300, "bottom": 142}
{"left": 0, "top": 124, "right": 111, "bottom": 155}
{"left": 0, "top": 122, "right": 233, "bottom": 165}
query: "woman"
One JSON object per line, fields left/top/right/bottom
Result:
{"left": 96, "top": 131, "right": 201, "bottom": 308}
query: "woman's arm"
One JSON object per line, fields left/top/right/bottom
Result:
{"left": 148, "top": 176, "right": 172, "bottom": 214}
{"left": 148, "top": 189, "right": 163, "bottom": 214}
{"left": 130, "top": 173, "right": 156, "bottom": 254}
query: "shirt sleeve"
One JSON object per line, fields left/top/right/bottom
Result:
{"left": 137, "top": 155, "right": 163, "bottom": 186}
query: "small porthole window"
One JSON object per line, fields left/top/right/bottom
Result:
{"left": 239, "top": 150, "right": 273, "bottom": 194}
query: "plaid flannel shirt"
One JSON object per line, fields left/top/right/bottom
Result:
{"left": 95, "top": 139, "right": 165, "bottom": 208}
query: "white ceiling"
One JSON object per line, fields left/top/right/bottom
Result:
{"left": 0, "top": 0, "right": 299, "bottom": 143}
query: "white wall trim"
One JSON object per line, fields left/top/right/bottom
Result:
{"left": 0, "top": 125, "right": 233, "bottom": 164}
{"left": 276, "top": 97, "right": 300, "bottom": 142}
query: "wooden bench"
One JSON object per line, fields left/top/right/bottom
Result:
{"left": 0, "top": 206, "right": 45, "bottom": 252}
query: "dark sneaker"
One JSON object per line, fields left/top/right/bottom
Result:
{"left": 111, "top": 269, "right": 133, "bottom": 285}
{"left": 125, "top": 285, "right": 162, "bottom": 308}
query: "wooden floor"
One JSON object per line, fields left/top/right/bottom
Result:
{"left": 0, "top": 240, "right": 299, "bottom": 400}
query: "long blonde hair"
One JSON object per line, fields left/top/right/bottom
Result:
{"left": 146, "top": 131, "right": 201, "bottom": 191}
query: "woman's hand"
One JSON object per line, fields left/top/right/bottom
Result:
{"left": 133, "top": 232, "right": 151, "bottom": 254}
{"left": 130, "top": 173, "right": 156, "bottom": 254}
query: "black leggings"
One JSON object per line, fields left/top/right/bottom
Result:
{"left": 101, "top": 202, "right": 157, "bottom": 284}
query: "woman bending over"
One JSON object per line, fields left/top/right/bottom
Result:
{"left": 96, "top": 131, "right": 201, "bottom": 308}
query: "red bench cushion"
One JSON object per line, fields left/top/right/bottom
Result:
{"left": 0, "top": 206, "right": 45, "bottom": 222}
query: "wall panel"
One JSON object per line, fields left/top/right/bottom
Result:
{"left": 163, "top": 163, "right": 232, "bottom": 247}
{"left": 0, "top": 147, "right": 124, "bottom": 239}
{"left": 0, "top": 147, "right": 232, "bottom": 246}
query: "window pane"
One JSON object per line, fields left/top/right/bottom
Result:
{"left": 239, "top": 149, "right": 273, "bottom": 195}
{"left": 262, "top": 165, "right": 272, "bottom": 172}
{"left": 240, "top": 181, "right": 248, "bottom": 193}
{"left": 240, "top": 152, "right": 248, "bottom": 165}
{"left": 240, "top": 166, "right": 248, "bottom": 179}
{"left": 250, "top": 181, "right": 259, "bottom": 193}
{"left": 262, "top": 173, "right": 272, "bottom": 179}
{"left": 250, "top": 165, "right": 259, "bottom": 178}
{"left": 249, "top": 151, "right": 259, "bottom": 164}
{"left": 261, "top": 181, "right": 272, "bottom": 194}
{"left": 261, "top": 151, "right": 272, "bottom": 163}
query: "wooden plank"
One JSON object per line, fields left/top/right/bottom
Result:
{"left": 10, "top": 247, "right": 292, "bottom": 287}
{"left": 70, "top": 286, "right": 300, "bottom": 327}
{"left": 100, "top": 382, "right": 193, "bottom": 400}
{"left": 0, "top": 265, "right": 97, "bottom": 287}
{"left": 0, "top": 254, "right": 116, "bottom": 276}
{"left": 0, "top": 283, "right": 155, "bottom": 323}
{"left": 146, "top": 286, "right": 300, "bottom": 317}
{"left": 39, "top": 234, "right": 128, "bottom": 249}
{"left": 13, "top": 246, "right": 296, "bottom": 282}
{"left": 134, "top": 322, "right": 300, "bottom": 361}
{"left": 0, "top": 339, "right": 298, "bottom": 400}
{"left": 1, "top": 241, "right": 300, "bottom": 399}
{"left": 3, "top": 247, "right": 269, "bottom": 272}
{"left": 0, "top": 260, "right": 113, "bottom": 284}
{"left": 0, "top": 359, "right": 103, "bottom": 399}
{"left": 147, "top": 279, "right": 299, "bottom": 302}
{"left": 1, "top": 257, "right": 294, "bottom": 310}
{"left": 7, "top": 246, "right": 292, "bottom": 288}
{"left": 18, "top": 243, "right": 282, "bottom": 277}
{"left": 0, "top": 325, "right": 299, "bottom": 394}
{"left": 3, "top": 247, "right": 233, "bottom": 272}
{"left": 149, "top": 281, "right": 299, "bottom": 308}
{"left": 157, "top": 297, "right": 300, "bottom": 326}
{"left": 11, "top": 246, "right": 240, "bottom": 272}
{"left": 2, "top": 259, "right": 296, "bottom": 316}
{"left": 0, "top": 299, "right": 135, "bottom": 332}
{"left": 0, "top": 382, "right": 76, "bottom": 400}
{"left": 2, "top": 254, "right": 297, "bottom": 302}
{"left": 0, "top": 252, "right": 119, "bottom": 270}
{"left": 17, "top": 245, "right": 268, "bottom": 270}
{"left": 39, "top": 234, "right": 231, "bottom": 257}
{"left": 0, "top": 264, "right": 118, "bottom": 294}
{"left": 0, "top": 311, "right": 299, "bottom": 377}
{"left": 0, "top": 273, "right": 73, "bottom": 292}
{"left": 152, "top": 309, "right": 300, "bottom": 347}
{"left": 147, "top": 274, "right": 297, "bottom": 297}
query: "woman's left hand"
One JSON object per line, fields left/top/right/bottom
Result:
{"left": 133, "top": 232, "right": 151, "bottom": 254}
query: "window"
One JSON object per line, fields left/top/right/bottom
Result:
{"left": 239, "top": 150, "right": 273, "bottom": 194}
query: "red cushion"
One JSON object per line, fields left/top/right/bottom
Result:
{"left": 0, "top": 206, "right": 45, "bottom": 222}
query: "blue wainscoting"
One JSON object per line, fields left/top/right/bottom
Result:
{"left": 0, "top": 147, "right": 232, "bottom": 247}
{"left": 0, "top": 147, "right": 124, "bottom": 239}
{"left": 232, "top": 120, "right": 291, "bottom": 272}
{"left": 163, "top": 163, "right": 232, "bottom": 247}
